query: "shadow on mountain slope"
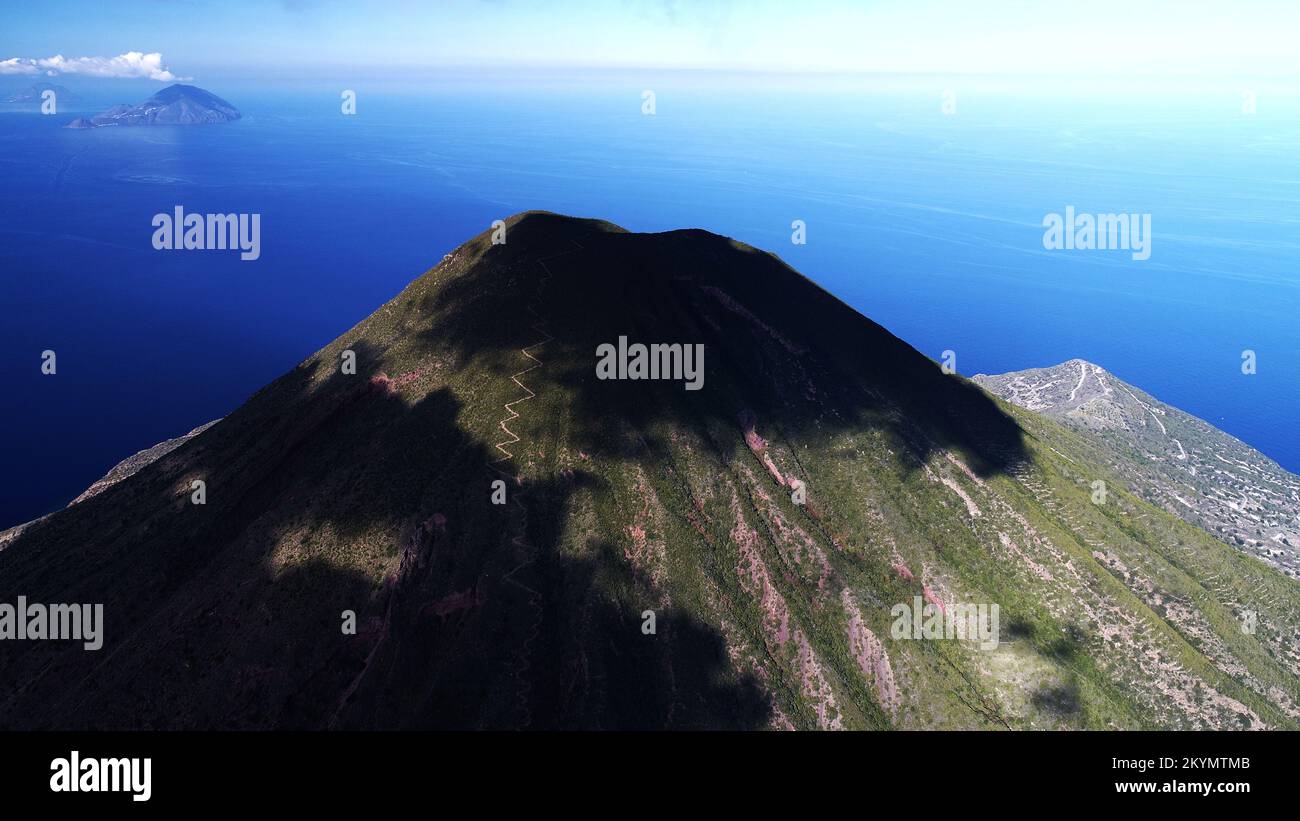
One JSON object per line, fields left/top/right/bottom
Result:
{"left": 417, "top": 212, "right": 1027, "bottom": 477}
{"left": 0, "top": 342, "right": 767, "bottom": 729}
{"left": 333, "top": 473, "right": 772, "bottom": 730}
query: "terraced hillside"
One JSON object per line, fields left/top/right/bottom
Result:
{"left": 1, "top": 213, "right": 1296, "bottom": 729}
{"left": 975, "top": 360, "right": 1300, "bottom": 579}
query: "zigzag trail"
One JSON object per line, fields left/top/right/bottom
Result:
{"left": 490, "top": 311, "right": 550, "bottom": 462}
{"left": 486, "top": 239, "right": 583, "bottom": 729}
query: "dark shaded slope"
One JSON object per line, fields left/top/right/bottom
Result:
{"left": 420, "top": 212, "right": 1026, "bottom": 475}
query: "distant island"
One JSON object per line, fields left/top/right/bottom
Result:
{"left": 4, "top": 82, "right": 80, "bottom": 106}
{"left": 67, "top": 84, "right": 240, "bottom": 128}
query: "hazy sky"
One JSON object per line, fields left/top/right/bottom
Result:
{"left": 4, "top": 0, "right": 1298, "bottom": 80}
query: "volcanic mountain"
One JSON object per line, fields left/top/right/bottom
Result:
{"left": 1, "top": 213, "right": 1296, "bottom": 730}
{"left": 75, "top": 84, "right": 240, "bottom": 127}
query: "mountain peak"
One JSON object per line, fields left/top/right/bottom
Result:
{"left": 972, "top": 359, "right": 1118, "bottom": 415}
{"left": 149, "top": 83, "right": 230, "bottom": 106}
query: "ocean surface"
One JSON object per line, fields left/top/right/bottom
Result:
{"left": 2, "top": 77, "right": 1298, "bottom": 529}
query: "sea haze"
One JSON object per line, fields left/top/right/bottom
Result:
{"left": 1, "top": 77, "right": 1297, "bottom": 529}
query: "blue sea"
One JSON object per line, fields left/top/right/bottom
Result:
{"left": 2, "top": 74, "right": 1298, "bottom": 529}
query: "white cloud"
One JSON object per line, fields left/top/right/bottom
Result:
{"left": 0, "top": 58, "right": 40, "bottom": 76}
{"left": 0, "top": 52, "right": 187, "bottom": 81}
